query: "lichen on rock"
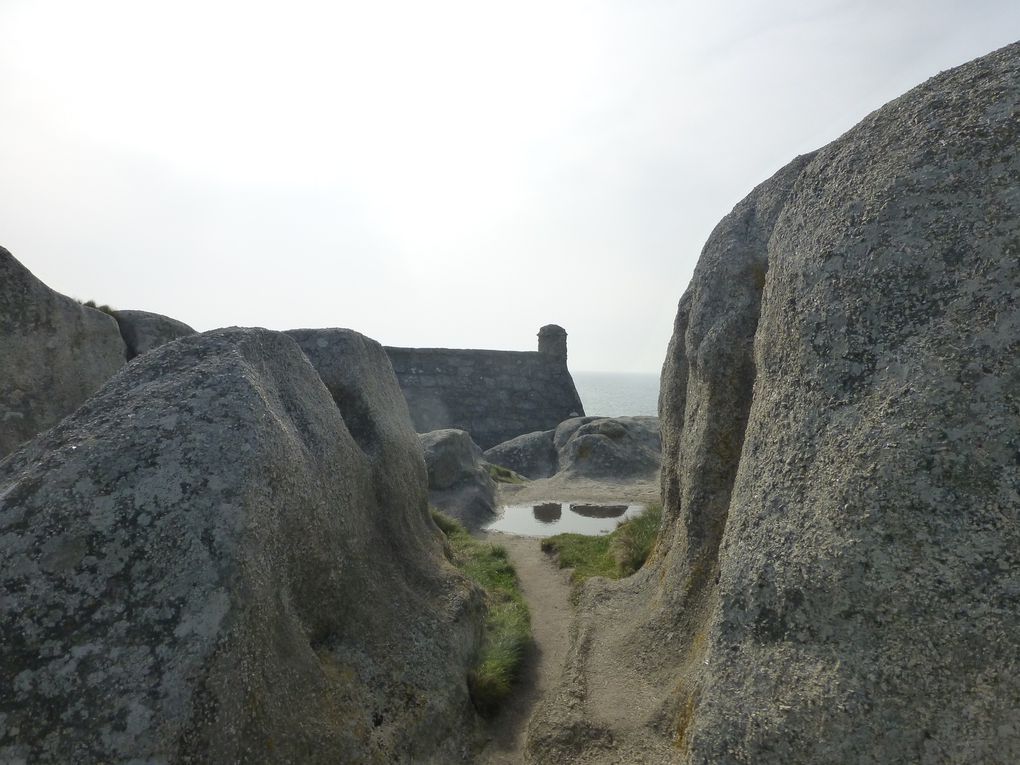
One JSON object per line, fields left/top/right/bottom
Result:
{"left": 528, "top": 40, "right": 1020, "bottom": 765}
{"left": 0, "top": 327, "right": 484, "bottom": 764}
{"left": 0, "top": 246, "right": 126, "bottom": 459}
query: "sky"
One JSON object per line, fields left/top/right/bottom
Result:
{"left": 1, "top": 1, "right": 1017, "bottom": 373}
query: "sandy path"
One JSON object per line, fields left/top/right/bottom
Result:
{"left": 474, "top": 477, "right": 661, "bottom": 763}
{"left": 474, "top": 531, "right": 573, "bottom": 764}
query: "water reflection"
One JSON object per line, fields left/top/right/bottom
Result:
{"left": 485, "top": 500, "right": 646, "bottom": 537}
{"left": 533, "top": 502, "right": 562, "bottom": 524}
{"left": 569, "top": 503, "right": 627, "bottom": 519}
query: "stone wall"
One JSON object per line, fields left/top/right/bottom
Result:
{"left": 385, "top": 325, "right": 585, "bottom": 449}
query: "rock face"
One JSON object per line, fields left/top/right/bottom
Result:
{"left": 0, "top": 247, "right": 126, "bottom": 459}
{"left": 0, "top": 328, "right": 483, "bottom": 763}
{"left": 555, "top": 416, "right": 661, "bottom": 479}
{"left": 528, "top": 42, "right": 1020, "bottom": 764}
{"left": 419, "top": 428, "right": 497, "bottom": 527}
{"left": 113, "top": 309, "right": 196, "bottom": 359}
{"left": 482, "top": 429, "right": 558, "bottom": 480}
{"left": 484, "top": 417, "right": 661, "bottom": 482}
{"left": 385, "top": 327, "right": 585, "bottom": 450}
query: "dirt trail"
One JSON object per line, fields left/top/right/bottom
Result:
{"left": 474, "top": 532, "right": 573, "bottom": 764}
{"left": 474, "top": 477, "right": 661, "bottom": 763}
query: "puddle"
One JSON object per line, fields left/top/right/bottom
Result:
{"left": 483, "top": 500, "right": 646, "bottom": 537}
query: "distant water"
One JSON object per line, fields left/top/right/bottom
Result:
{"left": 572, "top": 371, "right": 660, "bottom": 418}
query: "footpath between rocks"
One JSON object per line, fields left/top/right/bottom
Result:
{"left": 474, "top": 532, "right": 574, "bottom": 764}
{"left": 473, "top": 477, "right": 660, "bottom": 763}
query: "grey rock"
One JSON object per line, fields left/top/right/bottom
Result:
{"left": 552, "top": 416, "right": 601, "bottom": 451}
{"left": 485, "top": 417, "right": 662, "bottom": 482}
{"left": 113, "top": 309, "right": 195, "bottom": 359}
{"left": 419, "top": 428, "right": 497, "bottom": 528}
{"left": 555, "top": 416, "right": 661, "bottom": 480}
{"left": 0, "top": 247, "right": 126, "bottom": 459}
{"left": 529, "top": 41, "right": 1020, "bottom": 764}
{"left": 483, "top": 429, "right": 557, "bottom": 479}
{"left": 420, "top": 428, "right": 484, "bottom": 490}
{"left": 0, "top": 327, "right": 483, "bottom": 764}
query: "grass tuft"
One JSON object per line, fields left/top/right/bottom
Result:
{"left": 542, "top": 503, "right": 662, "bottom": 585}
{"left": 610, "top": 503, "right": 662, "bottom": 576}
{"left": 431, "top": 509, "right": 531, "bottom": 715}
{"left": 430, "top": 509, "right": 462, "bottom": 537}
{"left": 539, "top": 534, "right": 616, "bottom": 583}
{"left": 484, "top": 462, "right": 528, "bottom": 484}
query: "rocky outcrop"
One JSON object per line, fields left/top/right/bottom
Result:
{"left": 484, "top": 417, "right": 661, "bottom": 482}
{"left": 113, "top": 309, "right": 195, "bottom": 359}
{"left": 528, "top": 42, "right": 1020, "bottom": 764}
{"left": 483, "top": 429, "right": 558, "bottom": 480}
{"left": 555, "top": 416, "right": 661, "bottom": 479}
{"left": 0, "top": 328, "right": 483, "bottom": 763}
{"left": 419, "top": 428, "right": 497, "bottom": 528}
{"left": 386, "top": 326, "right": 585, "bottom": 449}
{"left": 0, "top": 247, "right": 127, "bottom": 459}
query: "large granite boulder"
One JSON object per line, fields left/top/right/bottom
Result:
{"left": 113, "top": 309, "right": 196, "bottom": 359}
{"left": 485, "top": 418, "right": 662, "bottom": 482}
{"left": 529, "top": 42, "right": 1020, "bottom": 764}
{"left": 482, "top": 429, "right": 557, "bottom": 480}
{"left": 0, "top": 247, "right": 126, "bottom": 459}
{"left": 419, "top": 429, "right": 497, "bottom": 528}
{"left": 555, "top": 416, "right": 661, "bottom": 480}
{"left": 0, "top": 328, "right": 483, "bottom": 763}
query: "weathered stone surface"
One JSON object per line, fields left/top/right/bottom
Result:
{"left": 386, "top": 328, "right": 585, "bottom": 449}
{"left": 555, "top": 416, "right": 661, "bottom": 480}
{"left": 552, "top": 416, "right": 601, "bottom": 451}
{"left": 528, "top": 42, "right": 1020, "bottom": 764}
{"left": 537, "top": 324, "right": 568, "bottom": 360}
{"left": 483, "top": 429, "right": 558, "bottom": 480}
{"left": 419, "top": 428, "right": 497, "bottom": 528}
{"left": 485, "top": 417, "right": 661, "bottom": 483}
{"left": 113, "top": 309, "right": 195, "bottom": 359}
{"left": 0, "top": 247, "right": 126, "bottom": 459}
{"left": 420, "top": 429, "right": 484, "bottom": 491}
{"left": 0, "top": 328, "right": 482, "bottom": 764}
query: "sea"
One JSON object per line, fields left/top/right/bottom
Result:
{"left": 571, "top": 371, "right": 660, "bottom": 418}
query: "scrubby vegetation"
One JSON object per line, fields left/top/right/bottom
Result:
{"left": 80, "top": 299, "right": 116, "bottom": 316}
{"left": 431, "top": 509, "right": 531, "bottom": 714}
{"left": 484, "top": 462, "right": 527, "bottom": 484}
{"left": 541, "top": 503, "right": 662, "bottom": 585}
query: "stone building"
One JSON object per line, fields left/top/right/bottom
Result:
{"left": 385, "top": 325, "right": 585, "bottom": 449}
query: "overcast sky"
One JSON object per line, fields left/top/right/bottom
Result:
{"left": 1, "top": 1, "right": 1017, "bottom": 373}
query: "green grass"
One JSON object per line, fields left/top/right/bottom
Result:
{"left": 431, "top": 509, "right": 531, "bottom": 715}
{"left": 539, "top": 534, "right": 617, "bottom": 583}
{"left": 541, "top": 503, "right": 663, "bottom": 585}
{"left": 610, "top": 503, "right": 663, "bottom": 576}
{"left": 484, "top": 462, "right": 527, "bottom": 484}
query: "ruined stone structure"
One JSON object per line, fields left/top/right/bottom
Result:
{"left": 385, "top": 324, "right": 585, "bottom": 450}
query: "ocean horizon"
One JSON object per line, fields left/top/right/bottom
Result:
{"left": 571, "top": 370, "right": 660, "bottom": 418}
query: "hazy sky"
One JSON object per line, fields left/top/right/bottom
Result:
{"left": 1, "top": 2, "right": 1017, "bottom": 372}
